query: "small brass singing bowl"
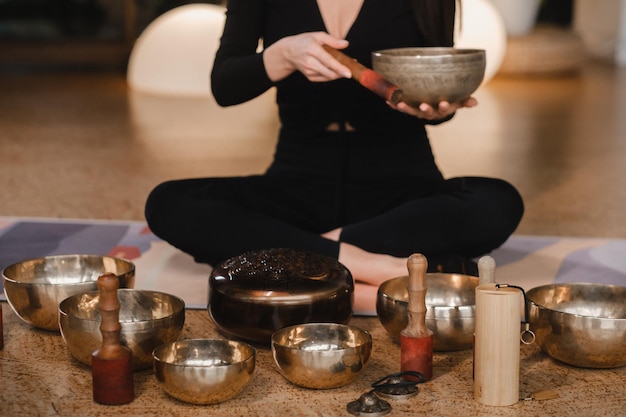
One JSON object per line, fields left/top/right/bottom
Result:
{"left": 153, "top": 339, "right": 256, "bottom": 405}
{"left": 271, "top": 323, "right": 372, "bottom": 389}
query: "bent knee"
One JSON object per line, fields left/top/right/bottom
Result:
{"left": 144, "top": 181, "right": 184, "bottom": 231}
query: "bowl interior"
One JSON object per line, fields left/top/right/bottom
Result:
{"left": 527, "top": 283, "right": 626, "bottom": 319}
{"left": 379, "top": 273, "right": 477, "bottom": 310}
{"left": 59, "top": 289, "right": 184, "bottom": 323}
{"left": 272, "top": 323, "right": 370, "bottom": 351}
{"left": 3, "top": 254, "right": 134, "bottom": 286}
{"left": 154, "top": 339, "right": 255, "bottom": 367}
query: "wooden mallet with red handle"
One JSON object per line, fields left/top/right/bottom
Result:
{"left": 400, "top": 253, "right": 433, "bottom": 381}
{"left": 91, "top": 273, "right": 134, "bottom": 405}
{"left": 322, "top": 45, "right": 403, "bottom": 105}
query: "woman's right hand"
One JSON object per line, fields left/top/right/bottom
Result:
{"left": 263, "top": 32, "right": 352, "bottom": 82}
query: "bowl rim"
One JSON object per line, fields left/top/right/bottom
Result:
{"left": 372, "top": 47, "right": 486, "bottom": 58}
{"left": 377, "top": 274, "right": 479, "bottom": 309}
{"left": 527, "top": 282, "right": 626, "bottom": 321}
{"left": 2, "top": 253, "right": 135, "bottom": 285}
{"left": 58, "top": 289, "right": 185, "bottom": 324}
{"left": 271, "top": 322, "right": 372, "bottom": 350}
{"left": 152, "top": 338, "right": 256, "bottom": 367}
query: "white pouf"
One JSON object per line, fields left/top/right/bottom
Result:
{"left": 127, "top": 4, "right": 226, "bottom": 97}
{"left": 455, "top": 0, "right": 508, "bottom": 84}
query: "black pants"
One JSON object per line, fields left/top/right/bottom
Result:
{"left": 145, "top": 172, "right": 524, "bottom": 267}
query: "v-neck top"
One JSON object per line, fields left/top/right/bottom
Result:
{"left": 211, "top": 0, "right": 445, "bottom": 182}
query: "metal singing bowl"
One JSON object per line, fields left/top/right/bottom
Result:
{"left": 372, "top": 47, "right": 486, "bottom": 107}
{"left": 59, "top": 289, "right": 185, "bottom": 370}
{"left": 2, "top": 254, "right": 135, "bottom": 331}
{"left": 153, "top": 339, "right": 256, "bottom": 405}
{"left": 209, "top": 248, "right": 354, "bottom": 344}
{"left": 527, "top": 282, "right": 626, "bottom": 368}
{"left": 271, "top": 323, "right": 372, "bottom": 389}
{"left": 376, "top": 273, "right": 478, "bottom": 351}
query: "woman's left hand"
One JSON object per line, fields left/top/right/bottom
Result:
{"left": 390, "top": 96, "right": 478, "bottom": 120}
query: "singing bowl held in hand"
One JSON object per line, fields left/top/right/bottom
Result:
{"left": 372, "top": 47, "right": 486, "bottom": 107}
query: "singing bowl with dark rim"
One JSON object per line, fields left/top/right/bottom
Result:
{"left": 59, "top": 289, "right": 185, "bottom": 370}
{"left": 153, "top": 339, "right": 256, "bottom": 405}
{"left": 271, "top": 323, "right": 372, "bottom": 389}
{"left": 208, "top": 248, "right": 354, "bottom": 344}
{"left": 2, "top": 254, "right": 135, "bottom": 331}
{"left": 372, "top": 47, "right": 486, "bottom": 107}
{"left": 376, "top": 273, "right": 479, "bottom": 351}
{"left": 527, "top": 282, "right": 626, "bottom": 368}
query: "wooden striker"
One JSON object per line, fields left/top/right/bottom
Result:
{"left": 400, "top": 253, "right": 434, "bottom": 381}
{"left": 91, "top": 273, "right": 134, "bottom": 405}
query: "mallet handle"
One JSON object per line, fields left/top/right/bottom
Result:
{"left": 323, "top": 45, "right": 403, "bottom": 104}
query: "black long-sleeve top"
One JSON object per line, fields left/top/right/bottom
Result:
{"left": 210, "top": 0, "right": 446, "bottom": 183}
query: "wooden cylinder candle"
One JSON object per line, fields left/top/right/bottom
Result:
{"left": 474, "top": 285, "right": 521, "bottom": 406}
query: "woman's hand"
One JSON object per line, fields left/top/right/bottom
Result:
{"left": 391, "top": 96, "right": 478, "bottom": 120}
{"left": 263, "top": 32, "right": 352, "bottom": 82}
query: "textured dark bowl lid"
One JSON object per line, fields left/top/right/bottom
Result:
{"left": 210, "top": 248, "right": 353, "bottom": 302}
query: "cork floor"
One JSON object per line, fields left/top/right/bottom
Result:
{"left": 1, "top": 59, "right": 626, "bottom": 416}
{"left": 2, "top": 307, "right": 626, "bottom": 417}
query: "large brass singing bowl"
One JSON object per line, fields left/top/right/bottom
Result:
{"left": 59, "top": 289, "right": 185, "bottom": 370}
{"left": 2, "top": 254, "right": 135, "bottom": 331}
{"left": 527, "top": 282, "right": 626, "bottom": 368}
{"left": 271, "top": 323, "right": 372, "bottom": 389}
{"left": 209, "top": 248, "right": 353, "bottom": 344}
{"left": 372, "top": 47, "right": 486, "bottom": 107}
{"left": 153, "top": 339, "right": 256, "bottom": 405}
{"left": 376, "top": 273, "right": 478, "bottom": 351}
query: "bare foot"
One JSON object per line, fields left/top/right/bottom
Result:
{"left": 321, "top": 230, "right": 411, "bottom": 313}
{"left": 337, "top": 242, "right": 408, "bottom": 287}
{"left": 321, "top": 228, "right": 341, "bottom": 241}
{"left": 353, "top": 282, "right": 379, "bottom": 316}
